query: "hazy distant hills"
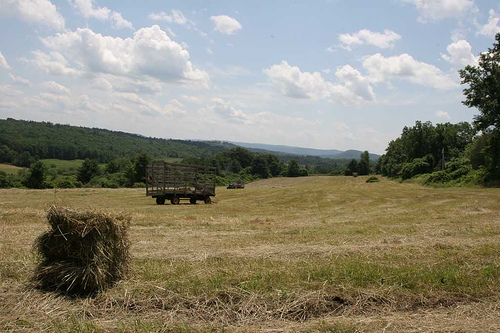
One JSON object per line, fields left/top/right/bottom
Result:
{"left": 231, "top": 142, "right": 380, "bottom": 160}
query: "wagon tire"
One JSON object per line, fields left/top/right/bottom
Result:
{"left": 190, "top": 198, "right": 197, "bottom": 205}
{"left": 204, "top": 197, "right": 212, "bottom": 204}
{"left": 156, "top": 197, "right": 165, "bottom": 205}
{"left": 171, "top": 197, "right": 180, "bottom": 205}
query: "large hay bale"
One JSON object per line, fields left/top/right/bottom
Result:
{"left": 34, "top": 205, "right": 131, "bottom": 296}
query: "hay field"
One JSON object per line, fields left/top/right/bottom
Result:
{"left": 1, "top": 176, "right": 500, "bottom": 332}
{"left": 0, "top": 164, "right": 23, "bottom": 175}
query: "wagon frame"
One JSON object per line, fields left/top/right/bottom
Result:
{"left": 146, "top": 161, "right": 216, "bottom": 205}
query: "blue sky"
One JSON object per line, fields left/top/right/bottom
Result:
{"left": 1, "top": 0, "right": 499, "bottom": 154}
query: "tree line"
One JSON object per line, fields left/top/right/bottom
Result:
{"left": 375, "top": 33, "right": 500, "bottom": 185}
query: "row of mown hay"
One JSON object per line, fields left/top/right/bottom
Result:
{"left": 34, "top": 205, "right": 131, "bottom": 296}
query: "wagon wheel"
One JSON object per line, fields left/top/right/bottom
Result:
{"left": 189, "top": 198, "right": 197, "bottom": 205}
{"left": 156, "top": 197, "right": 165, "bottom": 205}
{"left": 204, "top": 197, "right": 212, "bottom": 204}
{"left": 171, "top": 197, "right": 180, "bottom": 205}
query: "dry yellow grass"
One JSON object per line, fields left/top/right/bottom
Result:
{"left": 1, "top": 176, "right": 500, "bottom": 332}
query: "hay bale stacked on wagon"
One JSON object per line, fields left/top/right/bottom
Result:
{"left": 34, "top": 205, "right": 131, "bottom": 296}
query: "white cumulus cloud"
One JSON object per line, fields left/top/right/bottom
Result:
{"left": 41, "top": 81, "right": 71, "bottom": 95}
{"left": 0, "top": 51, "right": 11, "bottom": 70}
{"left": 209, "top": 97, "right": 247, "bottom": 121}
{"left": 338, "top": 29, "right": 401, "bottom": 50}
{"left": 0, "top": 84, "right": 24, "bottom": 97}
{"left": 9, "top": 74, "right": 31, "bottom": 85}
{"left": 436, "top": 111, "right": 451, "bottom": 119}
{"left": 162, "top": 99, "right": 187, "bottom": 115}
{"left": 110, "top": 12, "right": 134, "bottom": 30}
{"left": 27, "top": 50, "right": 79, "bottom": 76}
{"left": 476, "top": 9, "right": 500, "bottom": 38}
{"left": 335, "top": 65, "right": 375, "bottom": 101}
{"left": 71, "top": 0, "right": 133, "bottom": 29}
{"left": 116, "top": 92, "right": 162, "bottom": 114}
{"left": 264, "top": 61, "right": 375, "bottom": 104}
{"left": 441, "top": 40, "right": 478, "bottom": 68}
{"left": 149, "top": 9, "right": 188, "bottom": 25}
{"left": 210, "top": 15, "right": 242, "bottom": 35}
{"left": 32, "top": 25, "right": 209, "bottom": 88}
{"left": 363, "top": 53, "right": 458, "bottom": 89}
{"left": 401, "top": 0, "right": 475, "bottom": 22}
{"left": 0, "top": 0, "right": 65, "bottom": 30}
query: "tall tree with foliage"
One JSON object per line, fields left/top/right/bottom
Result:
{"left": 252, "top": 155, "right": 270, "bottom": 178}
{"left": 287, "top": 159, "right": 301, "bottom": 177}
{"left": 24, "top": 161, "right": 48, "bottom": 189}
{"left": 358, "top": 151, "right": 370, "bottom": 175}
{"left": 134, "top": 153, "right": 151, "bottom": 183}
{"left": 77, "top": 159, "right": 100, "bottom": 184}
{"left": 227, "top": 147, "right": 254, "bottom": 168}
{"left": 460, "top": 33, "right": 500, "bottom": 178}
{"left": 345, "top": 159, "right": 358, "bottom": 176}
{"left": 267, "top": 154, "right": 284, "bottom": 177}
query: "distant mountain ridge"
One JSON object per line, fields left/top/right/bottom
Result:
{"left": 231, "top": 142, "right": 380, "bottom": 160}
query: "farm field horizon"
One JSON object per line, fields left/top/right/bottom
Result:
{"left": 1, "top": 176, "right": 500, "bottom": 332}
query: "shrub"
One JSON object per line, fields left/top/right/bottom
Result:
{"left": 53, "top": 176, "right": 78, "bottom": 188}
{"left": 366, "top": 176, "right": 379, "bottom": 183}
{"left": 0, "top": 171, "right": 11, "bottom": 188}
{"left": 400, "top": 158, "right": 432, "bottom": 180}
{"left": 34, "top": 205, "right": 131, "bottom": 296}
{"left": 460, "top": 167, "right": 489, "bottom": 186}
{"left": 423, "top": 157, "right": 475, "bottom": 185}
{"left": 423, "top": 170, "right": 451, "bottom": 184}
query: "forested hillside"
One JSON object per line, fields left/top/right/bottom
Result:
{"left": 0, "top": 118, "right": 233, "bottom": 165}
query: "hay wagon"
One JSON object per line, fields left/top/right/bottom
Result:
{"left": 146, "top": 161, "right": 216, "bottom": 205}
{"left": 227, "top": 179, "right": 245, "bottom": 189}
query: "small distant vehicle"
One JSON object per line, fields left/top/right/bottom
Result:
{"left": 227, "top": 179, "right": 245, "bottom": 189}
{"left": 146, "top": 161, "right": 216, "bottom": 205}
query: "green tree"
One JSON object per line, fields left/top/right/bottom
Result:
{"left": 0, "top": 171, "right": 11, "bottom": 188}
{"left": 24, "top": 161, "right": 48, "bottom": 189}
{"left": 227, "top": 147, "right": 254, "bottom": 168}
{"left": 252, "top": 155, "right": 270, "bottom": 178}
{"left": 460, "top": 33, "right": 500, "bottom": 132}
{"left": 345, "top": 159, "right": 358, "bottom": 176}
{"left": 105, "top": 158, "right": 123, "bottom": 174}
{"left": 123, "top": 163, "right": 136, "bottom": 187}
{"left": 358, "top": 151, "right": 370, "bottom": 175}
{"left": 0, "top": 144, "right": 17, "bottom": 163}
{"left": 460, "top": 33, "right": 500, "bottom": 178}
{"left": 14, "top": 151, "right": 34, "bottom": 167}
{"left": 227, "top": 159, "right": 242, "bottom": 173}
{"left": 266, "top": 154, "right": 283, "bottom": 177}
{"left": 134, "top": 153, "right": 151, "bottom": 183}
{"left": 287, "top": 159, "right": 301, "bottom": 177}
{"left": 465, "top": 135, "right": 488, "bottom": 169}
{"left": 77, "top": 159, "right": 100, "bottom": 183}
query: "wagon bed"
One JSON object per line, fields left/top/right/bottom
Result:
{"left": 146, "top": 161, "right": 216, "bottom": 205}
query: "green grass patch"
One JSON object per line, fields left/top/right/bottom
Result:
{"left": 0, "top": 163, "right": 24, "bottom": 175}
{"left": 132, "top": 255, "right": 500, "bottom": 298}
